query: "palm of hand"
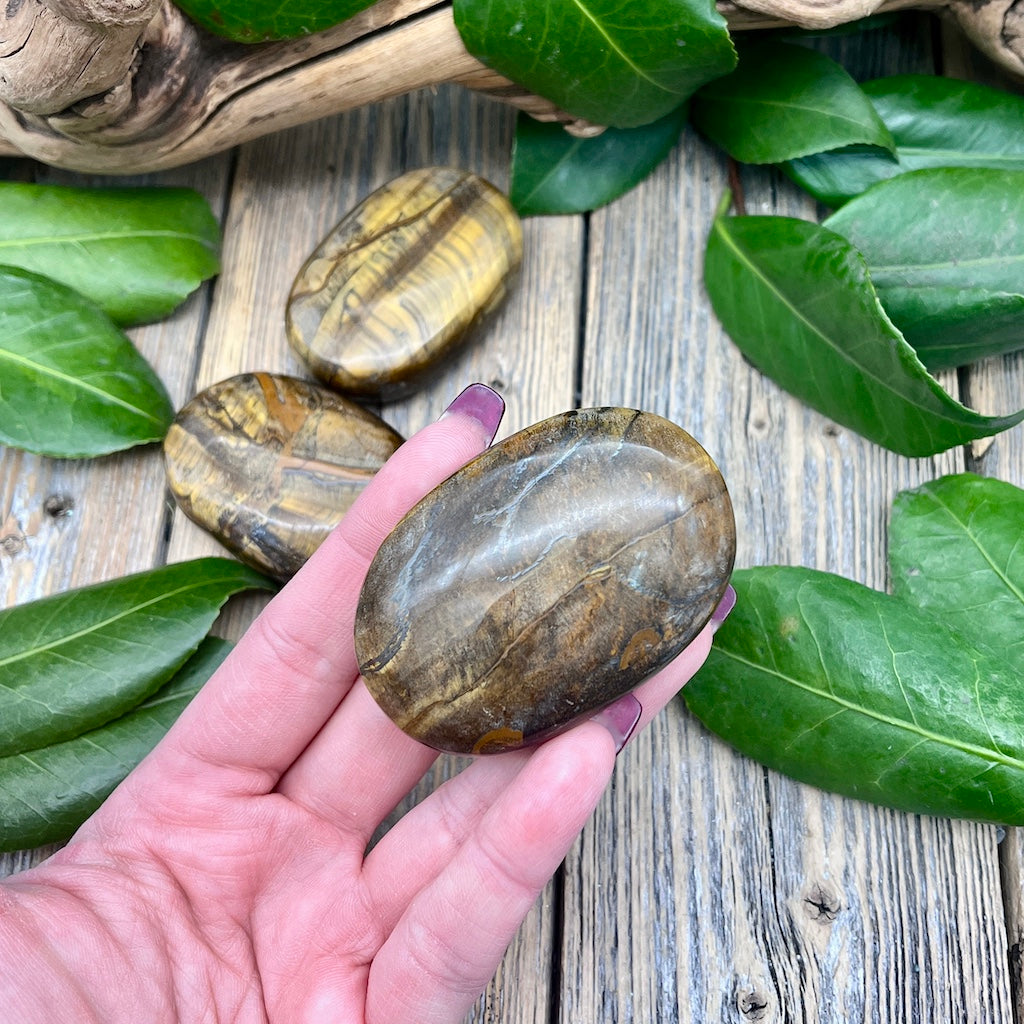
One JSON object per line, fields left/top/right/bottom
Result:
{"left": 1, "top": 398, "right": 713, "bottom": 1024}
{"left": 78, "top": 685, "right": 606, "bottom": 1024}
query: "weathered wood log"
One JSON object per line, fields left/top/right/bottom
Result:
{"left": 0, "top": 0, "right": 1020, "bottom": 173}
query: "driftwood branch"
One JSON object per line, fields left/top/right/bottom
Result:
{"left": 0, "top": 0, "right": 1020, "bottom": 173}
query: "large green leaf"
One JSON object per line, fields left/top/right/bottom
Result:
{"left": 690, "top": 40, "right": 893, "bottom": 164}
{"left": 781, "top": 145, "right": 901, "bottom": 209}
{"left": 823, "top": 168, "right": 1024, "bottom": 367}
{"left": 784, "top": 74, "right": 1024, "bottom": 207}
{"left": 0, "top": 637, "right": 233, "bottom": 852}
{"left": 703, "top": 208, "right": 1024, "bottom": 456}
{"left": 890, "top": 474, "right": 1024, "bottom": 676}
{"left": 173, "top": 0, "right": 375, "bottom": 42}
{"left": 453, "top": 0, "right": 736, "bottom": 128}
{"left": 509, "top": 103, "right": 688, "bottom": 215}
{"left": 873, "top": 290, "right": 1024, "bottom": 373}
{"left": 0, "top": 558, "right": 274, "bottom": 757}
{"left": 0, "top": 266, "right": 175, "bottom": 457}
{"left": 0, "top": 184, "right": 220, "bottom": 326}
{"left": 683, "top": 566, "right": 1024, "bottom": 824}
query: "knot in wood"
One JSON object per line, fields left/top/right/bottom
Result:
{"left": 43, "top": 493, "right": 75, "bottom": 518}
{"left": 737, "top": 987, "right": 770, "bottom": 1019}
{"left": 803, "top": 882, "right": 841, "bottom": 922}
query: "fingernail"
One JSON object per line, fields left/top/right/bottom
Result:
{"left": 711, "top": 584, "right": 736, "bottom": 633}
{"left": 591, "top": 693, "right": 642, "bottom": 755}
{"left": 440, "top": 383, "right": 505, "bottom": 445}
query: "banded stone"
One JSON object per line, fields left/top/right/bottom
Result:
{"left": 286, "top": 167, "right": 523, "bottom": 400}
{"left": 356, "top": 407, "right": 736, "bottom": 754}
{"left": 164, "top": 372, "right": 403, "bottom": 581}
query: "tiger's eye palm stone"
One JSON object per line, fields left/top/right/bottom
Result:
{"left": 355, "top": 408, "right": 736, "bottom": 755}
{"left": 286, "top": 167, "right": 523, "bottom": 400}
{"left": 164, "top": 372, "right": 403, "bottom": 582}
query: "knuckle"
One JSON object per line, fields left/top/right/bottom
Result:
{"left": 248, "top": 608, "right": 335, "bottom": 686}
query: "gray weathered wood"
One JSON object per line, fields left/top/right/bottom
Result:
{"left": 560, "top": 21, "right": 1019, "bottom": 1020}
{"left": 159, "top": 83, "right": 583, "bottom": 1023}
{"left": 974, "top": 344, "right": 1024, "bottom": 1020}
{"left": 938, "top": 28, "right": 1024, "bottom": 1024}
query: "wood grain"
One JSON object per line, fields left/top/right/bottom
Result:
{"left": 938, "top": 29, "right": 1024, "bottom": 1024}
{"left": 973, "top": 347, "right": 1024, "bottom": 1020}
{"left": 561, "top": 21, "right": 1018, "bottom": 1022}
{"left": 374, "top": 87, "right": 585, "bottom": 1024}
{"left": 160, "top": 83, "right": 583, "bottom": 1023}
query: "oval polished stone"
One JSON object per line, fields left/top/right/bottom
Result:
{"left": 164, "top": 372, "right": 403, "bottom": 582}
{"left": 286, "top": 167, "right": 523, "bottom": 401}
{"left": 355, "top": 408, "right": 736, "bottom": 755}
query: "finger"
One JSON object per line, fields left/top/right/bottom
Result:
{"left": 619, "top": 581, "right": 734, "bottom": 741}
{"left": 148, "top": 385, "right": 505, "bottom": 795}
{"left": 588, "top": 580, "right": 733, "bottom": 754}
{"left": 275, "top": 679, "right": 442, "bottom": 841}
{"left": 364, "top": 722, "right": 616, "bottom": 1024}
{"left": 282, "top": 590, "right": 722, "bottom": 846}
{"left": 359, "top": 746, "right": 533, "bottom": 924}
{"left": 357, "top": 614, "right": 718, "bottom": 927}
{"left": 621, "top": 617, "right": 715, "bottom": 739}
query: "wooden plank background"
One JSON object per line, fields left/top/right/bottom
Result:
{"left": 2, "top": 13, "right": 1024, "bottom": 1022}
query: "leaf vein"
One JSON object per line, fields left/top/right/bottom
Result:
{"left": 566, "top": 0, "right": 678, "bottom": 97}
{"left": 0, "top": 347, "right": 165, "bottom": 424}
{"left": 712, "top": 216, "right": 1000, "bottom": 431}
{"left": 0, "top": 575, "right": 241, "bottom": 670}
{"left": 715, "top": 646, "right": 1024, "bottom": 773}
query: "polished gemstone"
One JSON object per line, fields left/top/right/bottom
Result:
{"left": 356, "top": 407, "right": 736, "bottom": 754}
{"left": 286, "top": 167, "right": 522, "bottom": 400}
{"left": 164, "top": 372, "right": 403, "bottom": 581}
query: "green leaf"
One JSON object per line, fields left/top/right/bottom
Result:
{"left": 0, "top": 637, "right": 233, "bottom": 852}
{"left": 890, "top": 474, "right": 1024, "bottom": 676}
{"left": 453, "top": 0, "right": 736, "bottom": 128}
{"left": 690, "top": 40, "right": 893, "bottom": 164}
{"left": 683, "top": 566, "right": 1024, "bottom": 824}
{"left": 0, "top": 558, "right": 274, "bottom": 758}
{"left": 0, "top": 266, "right": 175, "bottom": 457}
{"left": 173, "top": 0, "right": 375, "bottom": 42}
{"left": 876, "top": 291, "right": 1024, "bottom": 372}
{"left": 0, "top": 184, "right": 220, "bottom": 326}
{"left": 823, "top": 168, "right": 1024, "bottom": 368}
{"left": 780, "top": 146, "right": 902, "bottom": 209}
{"left": 703, "top": 208, "right": 1024, "bottom": 456}
{"left": 509, "top": 103, "right": 688, "bottom": 215}
{"left": 784, "top": 74, "right": 1024, "bottom": 206}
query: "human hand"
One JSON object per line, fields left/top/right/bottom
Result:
{"left": 0, "top": 385, "right": 728, "bottom": 1024}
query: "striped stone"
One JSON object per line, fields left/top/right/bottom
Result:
{"left": 286, "top": 167, "right": 522, "bottom": 400}
{"left": 356, "top": 408, "right": 736, "bottom": 754}
{"left": 164, "top": 372, "right": 403, "bottom": 581}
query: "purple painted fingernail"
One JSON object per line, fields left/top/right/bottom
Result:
{"left": 711, "top": 584, "right": 736, "bottom": 633}
{"left": 591, "top": 693, "right": 643, "bottom": 755}
{"left": 440, "top": 383, "right": 505, "bottom": 444}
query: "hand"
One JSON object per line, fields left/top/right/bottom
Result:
{"left": 0, "top": 385, "right": 726, "bottom": 1024}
